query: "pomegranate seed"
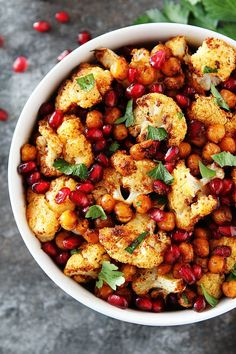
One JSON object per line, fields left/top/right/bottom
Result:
{"left": 152, "top": 297, "right": 165, "bottom": 312}
{"left": 102, "top": 124, "right": 112, "bottom": 136}
{"left": 38, "top": 102, "right": 54, "bottom": 117}
{"left": 70, "top": 190, "right": 89, "bottom": 208}
{"left": 0, "top": 35, "right": 4, "bottom": 47}
{"left": 18, "top": 161, "right": 36, "bottom": 174}
{"left": 96, "top": 153, "right": 109, "bottom": 167}
{"left": 188, "top": 120, "right": 205, "bottom": 141}
{"left": 89, "top": 164, "right": 103, "bottom": 183}
{"left": 62, "top": 236, "right": 82, "bottom": 250}
{"left": 128, "top": 67, "right": 138, "bottom": 83}
{"left": 93, "top": 139, "right": 106, "bottom": 152}
{"left": 150, "top": 83, "right": 164, "bottom": 94}
{"left": 222, "top": 77, "right": 236, "bottom": 92}
{"left": 164, "top": 146, "right": 179, "bottom": 163}
{"left": 179, "top": 265, "right": 196, "bottom": 284}
{"left": 183, "top": 86, "right": 196, "bottom": 97}
{"left": 33, "top": 21, "right": 51, "bottom": 32}
{"left": 42, "top": 242, "right": 58, "bottom": 257}
{"left": 32, "top": 180, "right": 50, "bottom": 194}
{"left": 55, "top": 187, "right": 71, "bottom": 204}
{"left": 153, "top": 180, "right": 170, "bottom": 195}
{"left": 164, "top": 162, "right": 175, "bottom": 173}
{"left": 209, "top": 178, "right": 224, "bottom": 195}
{"left": 213, "top": 245, "right": 232, "bottom": 257}
{"left": 0, "top": 108, "right": 8, "bottom": 121}
{"left": 176, "top": 94, "right": 190, "bottom": 108}
{"left": 192, "top": 264, "right": 202, "bottom": 280}
{"left": 27, "top": 171, "right": 41, "bottom": 185}
{"left": 164, "top": 245, "right": 180, "bottom": 264}
{"left": 145, "top": 141, "right": 160, "bottom": 158}
{"left": 221, "top": 179, "right": 233, "bottom": 195}
{"left": 193, "top": 296, "right": 206, "bottom": 312}
{"left": 48, "top": 110, "right": 64, "bottom": 129}
{"left": 104, "top": 90, "right": 117, "bottom": 107}
{"left": 149, "top": 208, "right": 166, "bottom": 222}
{"left": 78, "top": 31, "right": 91, "bottom": 45}
{"left": 126, "top": 83, "right": 145, "bottom": 99}
{"left": 150, "top": 50, "right": 166, "bottom": 69}
{"left": 55, "top": 251, "right": 70, "bottom": 265}
{"left": 218, "top": 226, "right": 236, "bottom": 237}
{"left": 57, "top": 49, "right": 71, "bottom": 61}
{"left": 166, "top": 293, "right": 179, "bottom": 309}
{"left": 135, "top": 297, "right": 152, "bottom": 311}
{"left": 172, "top": 230, "right": 191, "bottom": 242}
{"left": 220, "top": 195, "right": 231, "bottom": 206}
{"left": 107, "top": 294, "right": 128, "bottom": 309}
{"left": 76, "top": 181, "right": 94, "bottom": 193}
{"left": 12, "top": 56, "right": 28, "bottom": 73}
{"left": 55, "top": 11, "right": 70, "bottom": 23}
{"left": 85, "top": 128, "right": 103, "bottom": 141}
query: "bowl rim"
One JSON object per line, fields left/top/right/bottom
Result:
{"left": 8, "top": 22, "right": 236, "bottom": 326}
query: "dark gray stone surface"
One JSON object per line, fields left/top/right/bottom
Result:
{"left": 0, "top": 0, "right": 236, "bottom": 353}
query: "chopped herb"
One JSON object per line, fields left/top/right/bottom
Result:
{"left": 115, "top": 99, "right": 135, "bottom": 127}
{"left": 96, "top": 261, "right": 125, "bottom": 290}
{"left": 199, "top": 161, "right": 216, "bottom": 179}
{"left": 210, "top": 83, "right": 230, "bottom": 111}
{"left": 212, "top": 151, "right": 236, "bottom": 167}
{"left": 70, "top": 249, "right": 81, "bottom": 255}
{"left": 182, "top": 293, "right": 189, "bottom": 305}
{"left": 227, "top": 264, "right": 236, "bottom": 281}
{"left": 85, "top": 205, "right": 107, "bottom": 220}
{"left": 177, "top": 112, "right": 184, "bottom": 120}
{"left": 125, "top": 231, "right": 149, "bottom": 254}
{"left": 148, "top": 162, "right": 174, "bottom": 185}
{"left": 53, "top": 159, "right": 88, "bottom": 180}
{"left": 76, "top": 73, "right": 95, "bottom": 91}
{"left": 201, "top": 284, "right": 219, "bottom": 307}
{"left": 147, "top": 126, "right": 168, "bottom": 141}
{"left": 109, "top": 141, "right": 120, "bottom": 153}
{"left": 203, "top": 66, "right": 218, "bottom": 74}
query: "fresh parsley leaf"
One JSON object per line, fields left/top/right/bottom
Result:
{"left": 199, "top": 161, "right": 216, "bottom": 179}
{"left": 210, "top": 83, "right": 230, "bottom": 111}
{"left": 96, "top": 261, "right": 125, "bottom": 290}
{"left": 76, "top": 73, "right": 95, "bottom": 91}
{"left": 163, "top": 0, "right": 189, "bottom": 24}
{"left": 53, "top": 159, "right": 88, "bottom": 180}
{"left": 176, "top": 112, "right": 184, "bottom": 120}
{"left": 218, "top": 23, "right": 236, "bottom": 41}
{"left": 133, "top": 8, "right": 168, "bottom": 24}
{"left": 187, "top": 0, "right": 201, "bottom": 5}
{"left": 182, "top": 293, "right": 189, "bottom": 304}
{"left": 227, "top": 264, "right": 236, "bottom": 281}
{"left": 125, "top": 231, "right": 149, "bottom": 254}
{"left": 203, "top": 66, "right": 218, "bottom": 74}
{"left": 115, "top": 99, "right": 135, "bottom": 127}
{"left": 85, "top": 205, "right": 107, "bottom": 220}
{"left": 148, "top": 162, "right": 174, "bottom": 185}
{"left": 212, "top": 151, "right": 236, "bottom": 167}
{"left": 109, "top": 141, "right": 120, "bottom": 153}
{"left": 147, "top": 126, "right": 168, "bottom": 141}
{"left": 202, "top": 0, "right": 236, "bottom": 22}
{"left": 182, "top": 0, "right": 218, "bottom": 31}
{"left": 70, "top": 249, "right": 81, "bottom": 255}
{"left": 201, "top": 284, "right": 219, "bottom": 307}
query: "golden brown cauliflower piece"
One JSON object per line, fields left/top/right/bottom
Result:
{"left": 99, "top": 214, "right": 170, "bottom": 268}
{"left": 191, "top": 38, "right": 236, "bottom": 82}
{"left": 111, "top": 151, "right": 136, "bottom": 177}
{"left": 197, "top": 272, "right": 224, "bottom": 299}
{"left": 165, "top": 36, "right": 188, "bottom": 60}
{"left": 92, "top": 167, "right": 124, "bottom": 202}
{"left": 132, "top": 268, "right": 185, "bottom": 296}
{"left": 210, "top": 237, "right": 236, "bottom": 273}
{"left": 94, "top": 48, "right": 128, "bottom": 81}
{"left": 225, "top": 113, "right": 236, "bottom": 136}
{"left": 131, "top": 93, "right": 187, "bottom": 146}
{"left": 168, "top": 161, "right": 217, "bottom": 231}
{"left": 55, "top": 64, "right": 113, "bottom": 110}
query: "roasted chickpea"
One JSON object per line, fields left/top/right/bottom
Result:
{"left": 179, "top": 242, "right": 194, "bottom": 263}
{"left": 137, "top": 65, "right": 156, "bottom": 85}
{"left": 219, "top": 137, "right": 236, "bottom": 154}
{"left": 86, "top": 110, "right": 103, "bottom": 129}
{"left": 59, "top": 210, "right": 77, "bottom": 231}
{"left": 222, "top": 280, "right": 236, "bottom": 298}
{"left": 212, "top": 205, "right": 232, "bottom": 225}
{"left": 157, "top": 212, "right": 175, "bottom": 231}
{"left": 207, "top": 123, "right": 225, "bottom": 144}
{"left": 179, "top": 142, "right": 191, "bottom": 158}
{"left": 133, "top": 195, "right": 152, "bottom": 214}
{"left": 104, "top": 107, "right": 122, "bottom": 124}
{"left": 73, "top": 218, "right": 89, "bottom": 236}
{"left": 94, "top": 215, "right": 114, "bottom": 229}
{"left": 21, "top": 143, "right": 37, "bottom": 161}
{"left": 194, "top": 227, "right": 210, "bottom": 240}
{"left": 113, "top": 124, "right": 128, "bottom": 141}
{"left": 193, "top": 238, "right": 209, "bottom": 257}
{"left": 187, "top": 154, "right": 202, "bottom": 176}
{"left": 208, "top": 255, "right": 225, "bottom": 273}
{"left": 164, "top": 73, "right": 185, "bottom": 90}
{"left": 111, "top": 57, "right": 129, "bottom": 80}
{"left": 151, "top": 44, "right": 172, "bottom": 58}
{"left": 114, "top": 202, "right": 133, "bottom": 223}
{"left": 95, "top": 283, "right": 113, "bottom": 300}
{"left": 220, "top": 89, "right": 236, "bottom": 109}
{"left": 157, "top": 263, "right": 172, "bottom": 275}
{"left": 120, "top": 264, "right": 137, "bottom": 282}
{"left": 55, "top": 231, "right": 71, "bottom": 250}
{"left": 83, "top": 229, "right": 99, "bottom": 243}
{"left": 202, "top": 142, "right": 221, "bottom": 162}
{"left": 130, "top": 143, "right": 146, "bottom": 160}
{"left": 99, "top": 194, "right": 116, "bottom": 213}
{"left": 161, "top": 57, "right": 181, "bottom": 77}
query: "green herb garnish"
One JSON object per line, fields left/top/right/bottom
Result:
{"left": 125, "top": 231, "right": 149, "bottom": 254}
{"left": 85, "top": 205, "right": 107, "bottom": 220}
{"left": 147, "top": 126, "right": 168, "bottom": 141}
{"left": 203, "top": 66, "right": 218, "bottom": 74}
{"left": 177, "top": 112, "right": 184, "bottom": 120}
{"left": 76, "top": 73, "right": 95, "bottom": 91}
{"left": 115, "top": 99, "right": 135, "bottom": 127}
{"left": 182, "top": 293, "right": 189, "bottom": 305}
{"left": 53, "top": 159, "right": 88, "bottom": 180}
{"left": 212, "top": 151, "right": 236, "bottom": 167}
{"left": 96, "top": 261, "right": 125, "bottom": 290}
{"left": 148, "top": 162, "right": 174, "bottom": 185}
{"left": 109, "top": 141, "right": 120, "bottom": 153}
{"left": 201, "top": 284, "right": 219, "bottom": 307}
{"left": 210, "top": 83, "right": 230, "bottom": 111}
{"left": 227, "top": 264, "right": 236, "bottom": 281}
{"left": 70, "top": 249, "right": 81, "bottom": 255}
{"left": 199, "top": 161, "right": 216, "bottom": 179}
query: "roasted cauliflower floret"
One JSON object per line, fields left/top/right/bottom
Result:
{"left": 131, "top": 93, "right": 187, "bottom": 146}
{"left": 165, "top": 36, "right": 188, "bottom": 60}
{"left": 132, "top": 268, "right": 185, "bottom": 296}
{"left": 92, "top": 167, "right": 124, "bottom": 202}
{"left": 111, "top": 151, "right": 136, "bottom": 176}
{"left": 56, "top": 114, "right": 83, "bottom": 142}
{"left": 99, "top": 214, "right": 170, "bottom": 268}
{"left": 94, "top": 48, "right": 128, "bottom": 81}
{"left": 210, "top": 237, "right": 236, "bottom": 273}
{"left": 197, "top": 272, "right": 224, "bottom": 299}
{"left": 55, "top": 64, "right": 113, "bottom": 110}
{"left": 64, "top": 243, "right": 109, "bottom": 279}
{"left": 225, "top": 113, "right": 236, "bottom": 136}
{"left": 168, "top": 161, "right": 217, "bottom": 231}
{"left": 191, "top": 38, "right": 236, "bottom": 82}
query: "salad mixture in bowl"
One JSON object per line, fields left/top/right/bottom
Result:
{"left": 18, "top": 35, "right": 236, "bottom": 313}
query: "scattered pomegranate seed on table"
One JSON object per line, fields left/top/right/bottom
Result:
{"left": 0, "top": 108, "right": 8, "bottom": 121}
{"left": 33, "top": 21, "right": 51, "bottom": 32}
{"left": 78, "top": 31, "right": 91, "bottom": 45}
{"left": 12, "top": 56, "right": 28, "bottom": 73}
{"left": 0, "top": 35, "right": 4, "bottom": 47}
{"left": 57, "top": 49, "right": 71, "bottom": 61}
{"left": 55, "top": 11, "right": 70, "bottom": 23}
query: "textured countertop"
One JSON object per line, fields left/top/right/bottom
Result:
{"left": 0, "top": 1, "right": 236, "bottom": 353}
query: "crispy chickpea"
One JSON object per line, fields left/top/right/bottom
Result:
{"left": 208, "top": 255, "right": 225, "bottom": 274}
{"left": 151, "top": 44, "right": 172, "bottom": 58}
{"left": 207, "top": 124, "right": 225, "bottom": 144}
{"left": 86, "top": 110, "right": 103, "bottom": 129}
{"left": 161, "top": 57, "right": 181, "bottom": 77}
{"left": 130, "top": 144, "right": 146, "bottom": 160}
{"left": 157, "top": 212, "right": 175, "bottom": 231}
{"left": 137, "top": 65, "right": 156, "bottom": 85}
{"left": 220, "top": 89, "right": 236, "bottom": 109}
{"left": 114, "top": 202, "right": 133, "bottom": 223}
{"left": 164, "top": 73, "right": 185, "bottom": 90}
{"left": 95, "top": 283, "right": 113, "bottom": 300}
{"left": 83, "top": 229, "right": 99, "bottom": 243}
{"left": 194, "top": 227, "right": 210, "bottom": 240}
{"left": 157, "top": 263, "right": 172, "bottom": 275}
{"left": 222, "top": 280, "right": 236, "bottom": 298}
{"left": 193, "top": 238, "right": 209, "bottom": 257}
{"left": 111, "top": 57, "right": 129, "bottom": 81}
{"left": 59, "top": 210, "right": 77, "bottom": 231}
{"left": 187, "top": 154, "right": 202, "bottom": 176}
{"left": 55, "top": 231, "right": 71, "bottom": 250}
{"left": 202, "top": 142, "right": 221, "bottom": 162}
{"left": 113, "top": 124, "right": 128, "bottom": 141}
{"left": 179, "top": 142, "right": 191, "bottom": 158}
{"left": 219, "top": 137, "right": 236, "bottom": 153}
{"left": 94, "top": 215, "right": 114, "bottom": 229}
{"left": 133, "top": 195, "right": 152, "bottom": 214}
{"left": 179, "top": 242, "right": 194, "bottom": 263}
{"left": 120, "top": 264, "right": 137, "bottom": 282}
{"left": 21, "top": 143, "right": 37, "bottom": 162}
{"left": 212, "top": 205, "right": 232, "bottom": 225}
{"left": 99, "top": 194, "right": 116, "bottom": 213}
{"left": 73, "top": 218, "right": 89, "bottom": 235}
{"left": 104, "top": 107, "right": 122, "bottom": 124}
{"left": 173, "top": 262, "right": 184, "bottom": 279}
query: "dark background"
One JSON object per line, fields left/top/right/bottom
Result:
{"left": 0, "top": 1, "right": 236, "bottom": 353}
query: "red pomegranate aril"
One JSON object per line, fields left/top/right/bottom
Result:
{"left": 220, "top": 195, "right": 231, "bottom": 206}
{"left": 164, "top": 162, "right": 175, "bottom": 173}
{"left": 172, "top": 230, "right": 191, "bottom": 243}
{"left": 107, "top": 294, "right": 128, "bottom": 309}
{"left": 126, "top": 83, "right": 145, "bottom": 99}
{"left": 183, "top": 86, "right": 196, "bottom": 97}
{"left": 150, "top": 50, "right": 166, "bottom": 69}
{"left": 78, "top": 31, "right": 91, "bottom": 45}
{"left": 32, "top": 181, "right": 50, "bottom": 194}
{"left": 102, "top": 124, "right": 112, "bottom": 136}
{"left": 96, "top": 153, "right": 109, "bottom": 167}
{"left": 153, "top": 180, "right": 170, "bottom": 195}
{"left": 176, "top": 94, "right": 190, "bottom": 108}
{"left": 135, "top": 297, "right": 152, "bottom": 311}
{"left": 164, "top": 245, "right": 180, "bottom": 264}
{"left": 128, "top": 67, "right": 138, "bottom": 83}
{"left": 188, "top": 120, "right": 205, "bottom": 139}
{"left": 42, "top": 242, "right": 58, "bottom": 257}
{"left": 152, "top": 297, "right": 165, "bottom": 313}
{"left": 62, "top": 236, "right": 82, "bottom": 250}
{"left": 104, "top": 90, "right": 117, "bottom": 107}
{"left": 85, "top": 128, "right": 103, "bottom": 141}
{"left": 164, "top": 146, "right": 179, "bottom": 163}
{"left": 38, "top": 102, "right": 54, "bottom": 117}
{"left": 149, "top": 208, "right": 166, "bottom": 222}
{"left": 55, "top": 187, "right": 71, "bottom": 204}
{"left": 209, "top": 178, "right": 224, "bottom": 195}
{"left": 218, "top": 226, "right": 236, "bottom": 237}
{"left": 18, "top": 161, "right": 36, "bottom": 174}
{"left": 192, "top": 264, "right": 202, "bottom": 280}
{"left": 94, "top": 139, "right": 106, "bottom": 152}
{"left": 55, "top": 11, "right": 70, "bottom": 23}
{"left": 146, "top": 141, "right": 160, "bottom": 157}
{"left": 179, "top": 265, "right": 196, "bottom": 285}
{"left": 57, "top": 49, "right": 71, "bottom": 61}
{"left": 155, "top": 151, "right": 165, "bottom": 161}
{"left": 48, "top": 110, "right": 64, "bottom": 129}
{"left": 77, "top": 181, "right": 94, "bottom": 193}
{"left": 33, "top": 21, "right": 51, "bottom": 32}
{"left": 193, "top": 296, "right": 206, "bottom": 312}
{"left": 0, "top": 35, "right": 4, "bottom": 47}
{"left": 221, "top": 179, "right": 233, "bottom": 195}
{"left": 89, "top": 164, "right": 103, "bottom": 183}
{"left": 213, "top": 245, "right": 232, "bottom": 257}
{"left": 27, "top": 171, "right": 41, "bottom": 185}
{"left": 150, "top": 83, "right": 164, "bottom": 94}
{"left": 12, "top": 56, "right": 28, "bottom": 73}
{"left": 55, "top": 251, "right": 70, "bottom": 265}
{"left": 0, "top": 108, "right": 8, "bottom": 121}
{"left": 70, "top": 190, "right": 89, "bottom": 208}
{"left": 222, "top": 77, "right": 236, "bottom": 92}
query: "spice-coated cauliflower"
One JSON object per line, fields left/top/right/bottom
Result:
{"left": 210, "top": 237, "right": 236, "bottom": 273}
{"left": 197, "top": 272, "right": 224, "bottom": 299}
{"left": 111, "top": 151, "right": 136, "bottom": 177}
{"left": 99, "top": 213, "right": 170, "bottom": 268}
{"left": 130, "top": 93, "right": 187, "bottom": 146}
{"left": 165, "top": 36, "right": 189, "bottom": 60}
{"left": 225, "top": 113, "right": 236, "bottom": 136}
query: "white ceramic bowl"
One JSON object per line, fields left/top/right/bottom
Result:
{"left": 8, "top": 23, "right": 236, "bottom": 326}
